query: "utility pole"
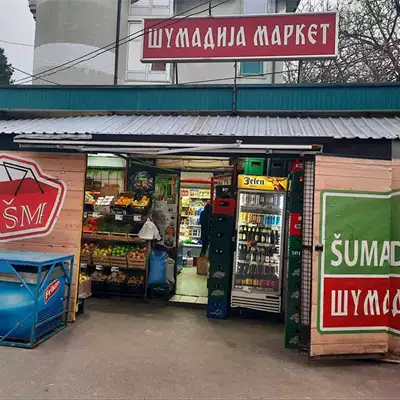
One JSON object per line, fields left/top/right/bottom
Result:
{"left": 114, "top": 0, "right": 123, "bottom": 85}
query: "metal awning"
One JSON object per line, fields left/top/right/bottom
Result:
{"left": 1, "top": 115, "right": 400, "bottom": 139}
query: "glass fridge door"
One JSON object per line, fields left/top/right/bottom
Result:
{"left": 234, "top": 189, "right": 286, "bottom": 295}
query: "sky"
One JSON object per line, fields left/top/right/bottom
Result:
{"left": 0, "top": 0, "right": 35, "bottom": 82}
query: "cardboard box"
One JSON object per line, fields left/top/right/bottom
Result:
{"left": 196, "top": 256, "right": 209, "bottom": 275}
{"left": 101, "top": 184, "right": 120, "bottom": 197}
{"left": 79, "top": 278, "right": 92, "bottom": 298}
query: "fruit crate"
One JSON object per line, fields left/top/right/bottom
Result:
{"left": 92, "top": 255, "right": 111, "bottom": 267}
{"left": 127, "top": 256, "right": 147, "bottom": 270}
{"left": 80, "top": 254, "right": 92, "bottom": 265}
{"left": 109, "top": 256, "right": 128, "bottom": 268}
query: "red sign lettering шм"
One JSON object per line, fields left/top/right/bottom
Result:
{"left": 0, "top": 154, "right": 66, "bottom": 242}
{"left": 322, "top": 276, "right": 400, "bottom": 334}
{"left": 142, "top": 12, "right": 338, "bottom": 62}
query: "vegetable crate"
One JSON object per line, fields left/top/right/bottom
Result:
{"left": 109, "top": 256, "right": 128, "bottom": 268}
{"left": 0, "top": 250, "right": 74, "bottom": 349}
{"left": 92, "top": 255, "right": 111, "bottom": 267}
{"left": 127, "top": 256, "right": 147, "bottom": 270}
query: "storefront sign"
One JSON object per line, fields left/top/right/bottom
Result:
{"left": 142, "top": 12, "right": 338, "bottom": 62}
{"left": 238, "top": 175, "right": 288, "bottom": 191}
{"left": 319, "top": 191, "right": 400, "bottom": 335}
{"left": 0, "top": 154, "right": 66, "bottom": 242}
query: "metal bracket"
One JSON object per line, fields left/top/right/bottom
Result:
{"left": 315, "top": 244, "right": 324, "bottom": 252}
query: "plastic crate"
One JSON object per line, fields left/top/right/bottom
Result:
{"left": 208, "top": 278, "right": 231, "bottom": 299}
{"left": 207, "top": 299, "right": 230, "bottom": 319}
{"left": 211, "top": 214, "right": 235, "bottom": 232}
{"left": 209, "top": 262, "right": 232, "bottom": 280}
{"left": 244, "top": 158, "right": 265, "bottom": 175}
{"left": 209, "top": 247, "right": 233, "bottom": 265}
{"left": 213, "top": 198, "right": 236, "bottom": 217}
{"left": 288, "top": 236, "right": 302, "bottom": 252}
{"left": 91, "top": 280, "right": 107, "bottom": 295}
{"left": 268, "top": 159, "right": 288, "bottom": 177}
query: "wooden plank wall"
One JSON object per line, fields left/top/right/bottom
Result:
{"left": 0, "top": 152, "right": 86, "bottom": 321}
{"left": 310, "top": 156, "right": 391, "bottom": 357}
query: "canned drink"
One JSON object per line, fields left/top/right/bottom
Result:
{"left": 276, "top": 215, "right": 281, "bottom": 226}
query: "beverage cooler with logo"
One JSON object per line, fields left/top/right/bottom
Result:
{"left": 231, "top": 176, "right": 287, "bottom": 313}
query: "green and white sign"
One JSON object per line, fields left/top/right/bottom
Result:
{"left": 319, "top": 190, "right": 400, "bottom": 335}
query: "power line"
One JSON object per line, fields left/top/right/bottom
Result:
{"left": 180, "top": 67, "right": 300, "bottom": 85}
{"left": 12, "top": 66, "right": 60, "bottom": 85}
{"left": 15, "top": 0, "right": 228, "bottom": 85}
{"left": 0, "top": 39, "right": 34, "bottom": 48}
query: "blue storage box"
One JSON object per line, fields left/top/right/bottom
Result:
{"left": 0, "top": 250, "right": 74, "bottom": 349}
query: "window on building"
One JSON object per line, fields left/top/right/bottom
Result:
{"left": 130, "top": 0, "right": 172, "bottom": 16}
{"left": 241, "top": 0, "right": 274, "bottom": 78}
{"left": 240, "top": 62, "right": 263, "bottom": 75}
{"left": 151, "top": 63, "right": 167, "bottom": 71}
{"left": 243, "top": 0, "right": 268, "bottom": 14}
{"left": 127, "top": 22, "right": 170, "bottom": 82}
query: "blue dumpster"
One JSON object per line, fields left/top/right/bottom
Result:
{"left": 0, "top": 250, "right": 74, "bottom": 348}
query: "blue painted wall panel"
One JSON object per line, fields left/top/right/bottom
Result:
{"left": 0, "top": 84, "right": 399, "bottom": 113}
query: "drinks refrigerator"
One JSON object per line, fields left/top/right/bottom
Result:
{"left": 231, "top": 187, "right": 286, "bottom": 313}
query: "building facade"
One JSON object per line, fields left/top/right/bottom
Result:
{"left": 28, "top": 0, "right": 299, "bottom": 85}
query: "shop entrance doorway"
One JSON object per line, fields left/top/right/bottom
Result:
{"left": 174, "top": 172, "right": 213, "bottom": 304}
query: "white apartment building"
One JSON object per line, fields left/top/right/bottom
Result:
{"left": 29, "top": 0, "right": 299, "bottom": 85}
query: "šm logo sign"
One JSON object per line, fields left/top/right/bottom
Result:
{"left": 44, "top": 279, "right": 61, "bottom": 303}
{"left": 0, "top": 154, "right": 66, "bottom": 242}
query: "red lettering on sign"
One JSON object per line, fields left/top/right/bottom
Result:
{"left": 322, "top": 276, "right": 400, "bottom": 334}
{"left": 142, "top": 13, "right": 338, "bottom": 62}
{"left": 44, "top": 279, "right": 61, "bottom": 303}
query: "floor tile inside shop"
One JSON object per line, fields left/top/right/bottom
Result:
{"left": 0, "top": 298, "right": 399, "bottom": 400}
{"left": 172, "top": 266, "right": 208, "bottom": 304}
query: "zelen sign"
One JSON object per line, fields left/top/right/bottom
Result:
{"left": 0, "top": 154, "right": 66, "bottom": 242}
{"left": 142, "top": 12, "right": 338, "bottom": 62}
{"left": 319, "top": 191, "right": 400, "bottom": 336}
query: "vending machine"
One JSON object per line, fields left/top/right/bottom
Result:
{"left": 231, "top": 175, "right": 288, "bottom": 313}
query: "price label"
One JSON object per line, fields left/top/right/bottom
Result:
{"left": 92, "top": 212, "right": 101, "bottom": 218}
{"left": 111, "top": 267, "right": 119, "bottom": 272}
{"left": 115, "top": 214, "right": 123, "bottom": 221}
{"left": 95, "top": 265, "right": 103, "bottom": 270}
{"left": 80, "top": 263, "right": 87, "bottom": 269}
{"left": 133, "top": 215, "right": 141, "bottom": 222}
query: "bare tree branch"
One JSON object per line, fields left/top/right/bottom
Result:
{"left": 284, "top": 0, "right": 400, "bottom": 83}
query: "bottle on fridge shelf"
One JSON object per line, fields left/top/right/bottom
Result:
{"left": 242, "top": 226, "right": 247, "bottom": 241}
{"left": 238, "top": 225, "right": 243, "bottom": 240}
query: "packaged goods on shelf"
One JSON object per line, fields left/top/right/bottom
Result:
{"left": 94, "top": 196, "right": 115, "bottom": 214}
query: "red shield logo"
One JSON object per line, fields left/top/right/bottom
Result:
{"left": 0, "top": 154, "right": 66, "bottom": 242}
{"left": 44, "top": 279, "right": 61, "bottom": 303}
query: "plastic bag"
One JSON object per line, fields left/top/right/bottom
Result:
{"left": 138, "top": 218, "right": 161, "bottom": 240}
{"left": 148, "top": 249, "right": 168, "bottom": 286}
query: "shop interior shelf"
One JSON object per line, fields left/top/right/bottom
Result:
{"left": 240, "top": 206, "right": 281, "bottom": 214}
{"left": 87, "top": 263, "right": 147, "bottom": 272}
